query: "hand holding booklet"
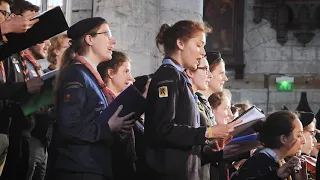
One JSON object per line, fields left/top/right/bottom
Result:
{"left": 230, "top": 106, "right": 265, "bottom": 136}
{"left": 98, "top": 85, "right": 146, "bottom": 123}
{"left": 223, "top": 133, "right": 261, "bottom": 159}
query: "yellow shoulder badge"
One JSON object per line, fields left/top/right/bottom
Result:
{"left": 158, "top": 86, "right": 168, "bottom": 98}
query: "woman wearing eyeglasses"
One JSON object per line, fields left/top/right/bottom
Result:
{"left": 48, "top": 17, "right": 135, "bottom": 180}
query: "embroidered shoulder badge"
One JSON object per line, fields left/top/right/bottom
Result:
{"left": 158, "top": 86, "right": 168, "bottom": 98}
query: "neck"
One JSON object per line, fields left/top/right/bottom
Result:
{"left": 106, "top": 81, "right": 121, "bottom": 96}
{"left": 190, "top": 81, "right": 198, "bottom": 94}
{"left": 168, "top": 53, "right": 184, "bottom": 68}
{"left": 271, "top": 148, "right": 286, "bottom": 160}
{"left": 23, "top": 49, "right": 37, "bottom": 60}
{"left": 84, "top": 51, "right": 101, "bottom": 67}
{"left": 200, "top": 88, "right": 215, "bottom": 98}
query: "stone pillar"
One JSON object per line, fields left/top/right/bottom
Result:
{"left": 92, "top": 0, "right": 159, "bottom": 77}
{"left": 156, "top": 0, "right": 203, "bottom": 67}
{"left": 159, "top": 0, "right": 203, "bottom": 25}
{"left": 70, "top": 0, "right": 93, "bottom": 25}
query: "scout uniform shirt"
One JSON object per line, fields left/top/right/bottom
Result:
{"left": 144, "top": 57, "right": 207, "bottom": 180}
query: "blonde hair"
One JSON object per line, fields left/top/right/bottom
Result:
{"left": 47, "top": 34, "right": 69, "bottom": 64}
{"left": 304, "top": 119, "right": 316, "bottom": 131}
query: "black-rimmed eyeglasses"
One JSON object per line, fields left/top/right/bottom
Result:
{"left": 0, "top": 10, "right": 11, "bottom": 19}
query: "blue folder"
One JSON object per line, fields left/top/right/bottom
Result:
{"left": 230, "top": 133, "right": 258, "bottom": 144}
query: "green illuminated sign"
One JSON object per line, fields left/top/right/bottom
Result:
{"left": 277, "top": 81, "right": 294, "bottom": 92}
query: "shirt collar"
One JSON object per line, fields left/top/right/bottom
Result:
{"left": 259, "top": 148, "right": 280, "bottom": 163}
{"left": 162, "top": 58, "right": 185, "bottom": 73}
{"left": 81, "top": 56, "right": 97, "bottom": 71}
{"left": 162, "top": 57, "right": 191, "bottom": 85}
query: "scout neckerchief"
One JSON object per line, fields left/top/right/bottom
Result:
{"left": 75, "top": 55, "right": 116, "bottom": 104}
{"left": 0, "top": 61, "right": 6, "bottom": 83}
{"left": 196, "top": 92, "right": 217, "bottom": 126}
{"left": 75, "top": 56, "right": 137, "bottom": 163}
{"left": 162, "top": 57, "right": 200, "bottom": 128}
{"left": 21, "top": 51, "right": 43, "bottom": 77}
{"left": 76, "top": 55, "right": 138, "bottom": 168}
{"left": 260, "top": 148, "right": 292, "bottom": 180}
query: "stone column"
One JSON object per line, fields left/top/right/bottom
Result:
{"left": 156, "top": 0, "right": 203, "bottom": 67}
{"left": 159, "top": 0, "right": 203, "bottom": 25}
{"left": 70, "top": 0, "right": 93, "bottom": 25}
{"left": 92, "top": 0, "right": 159, "bottom": 77}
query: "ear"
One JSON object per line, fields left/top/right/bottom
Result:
{"left": 212, "top": 108, "right": 217, "bottom": 115}
{"left": 54, "top": 49, "right": 60, "bottom": 56}
{"left": 176, "top": 38, "right": 184, "bottom": 50}
{"left": 280, "top": 135, "right": 288, "bottom": 145}
{"left": 107, "top": 69, "right": 114, "bottom": 79}
{"left": 84, "top": 34, "right": 93, "bottom": 46}
{"left": 185, "top": 69, "right": 194, "bottom": 79}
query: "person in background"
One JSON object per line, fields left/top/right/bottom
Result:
{"left": 200, "top": 52, "right": 228, "bottom": 99}
{"left": 234, "top": 103, "right": 250, "bottom": 115}
{"left": 97, "top": 50, "right": 134, "bottom": 98}
{"left": 230, "top": 105, "right": 240, "bottom": 120}
{"left": 97, "top": 50, "right": 136, "bottom": 179}
{"left": 186, "top": 57, "right": 230, "bottom": 180}
{"left": 44, "top": 34, "right": 70, "bottom": 72}
{"left": 232, "top": 111, "right": 307, "bottom": 180}
{"left": 208, "top": 90, "right": 233, "bottom": 125}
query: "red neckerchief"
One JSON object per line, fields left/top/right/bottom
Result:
{"left": 75, "top": 55, "right": 116, "bottom": 104}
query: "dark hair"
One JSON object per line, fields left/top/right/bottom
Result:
{"left": 133, "top": 74, "right": 153, "bottom": 94}
{"left": 11, "top": 0, "right": 40, "bottom": 15}
{"left": 155, "top": 20, "right": 211, "bottom": 55}
{"left": 54, "top": 22, "right": 105, "bottom": 108}
{"left": 234, "top": 103, "right": 250, "bottom": 115}
{"left": 257, "top": 111, "right": 298, "bottom": 149}
{"left": 231, "top": 106, "right": 240, "bottom": 115}
{"left": 206, "top": 52, "right": 224, "bottom": 72}
{"left": 208, "top": 92, "right": 225, "bottom": 109}
{"left": 97, "top": 51, "right": 129, "bottom": 80}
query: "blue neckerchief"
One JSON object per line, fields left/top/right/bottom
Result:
{"left": 259, "top": 148, "right": 279, "bottom": 163}
{"left": 162, "top": 57, "right": 200, "bottom": 127}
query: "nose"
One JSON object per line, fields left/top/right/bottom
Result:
{"left": 200, "top": 47, "right": 206, "bottom": 57}
{"left": 301, "top": 136, "right": 306, "bottom": 145}
{"left": 313, "top": 136, "right": 317, "bottom": 143}
{"left": 128, "top": 73, "right": 135, "bottom": 83}
{"left": 223, "top": 73, "right": 228, "bottom": 82}
{"left": 111, "top": 37, "right": 116, "bottom": 45}
{"left": 207, "top": 71, "right": 213, "bottom": 79}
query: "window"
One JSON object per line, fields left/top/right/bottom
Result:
{"left": 26, "top": 0, "right": 71, "bottom": 24}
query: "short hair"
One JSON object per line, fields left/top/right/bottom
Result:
{"left": 97, "top": 51, "right": 130, "bottom": 80}
{"left": 208, "top": 91, "right": 228, "bottom": 109}
{"left": 47, "top": 34, "right": 69, "bottom": 64}
{"left": 11, "top": 0, "right": 40, "bottom": 15}
{"left": 257, "top": 111, "right": 298, "bottom": 149}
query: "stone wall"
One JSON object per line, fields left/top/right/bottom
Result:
{"left": 68, "top": 0, "right": 320, "bottom": 114}
{"left": 69, "top": 0, "right": 203, "bottom": 77}
{"left": 227, "top": 0, "right": 320, "bottom": 114}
